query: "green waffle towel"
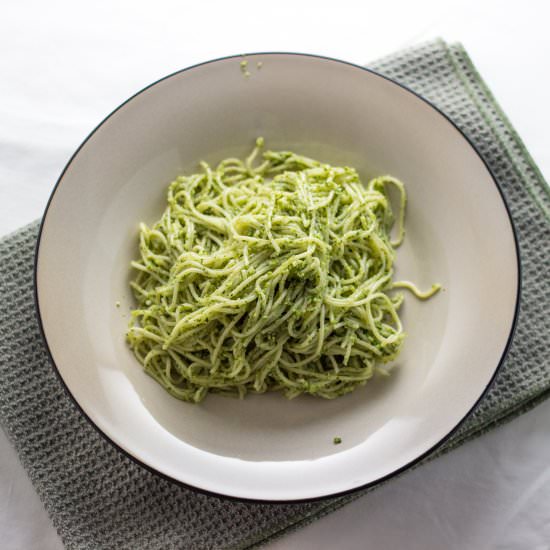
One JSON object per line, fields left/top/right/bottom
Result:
{"left": 0, "top": 39, "right": 549, "bottom": 550}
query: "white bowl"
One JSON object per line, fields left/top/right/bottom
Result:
{"left": 35, "top": 53, "right": 519, "bottom": 502}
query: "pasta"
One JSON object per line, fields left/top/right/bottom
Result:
{"left": 126, "top": 139, "right": 440, "bottom": 403}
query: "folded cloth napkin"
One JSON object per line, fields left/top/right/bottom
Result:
{"left": 0, "top": 39, "right": 548, "bottom": 550}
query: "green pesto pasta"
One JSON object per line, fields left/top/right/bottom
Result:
{"left": 126, "top": 138, "right": 440, "bottom": 403}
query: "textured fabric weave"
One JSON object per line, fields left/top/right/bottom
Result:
{"left": 0, "top": 40, "right": 548, "bottom": 550}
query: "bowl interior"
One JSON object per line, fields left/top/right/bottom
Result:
{"left": 36, "top": 53, "right": 518, "bottom": 501}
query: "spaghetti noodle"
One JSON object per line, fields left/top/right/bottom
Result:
{"left": 126, "top": 139, "right": 439, "bottom": 403}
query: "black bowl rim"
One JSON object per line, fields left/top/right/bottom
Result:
{"left": 33, "top": 51, "right": 521, "bottom": 505}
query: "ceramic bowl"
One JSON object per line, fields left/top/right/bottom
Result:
{"left": 35, "top": 53, "right": 519, "bottom": 501}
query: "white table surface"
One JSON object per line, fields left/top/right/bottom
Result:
{"left": 1, "top": 1, "right": 549, "bottom": 549}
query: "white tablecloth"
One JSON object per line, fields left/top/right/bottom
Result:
{"left": 1, "top": 1, "right": 549, "bottom": 548}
